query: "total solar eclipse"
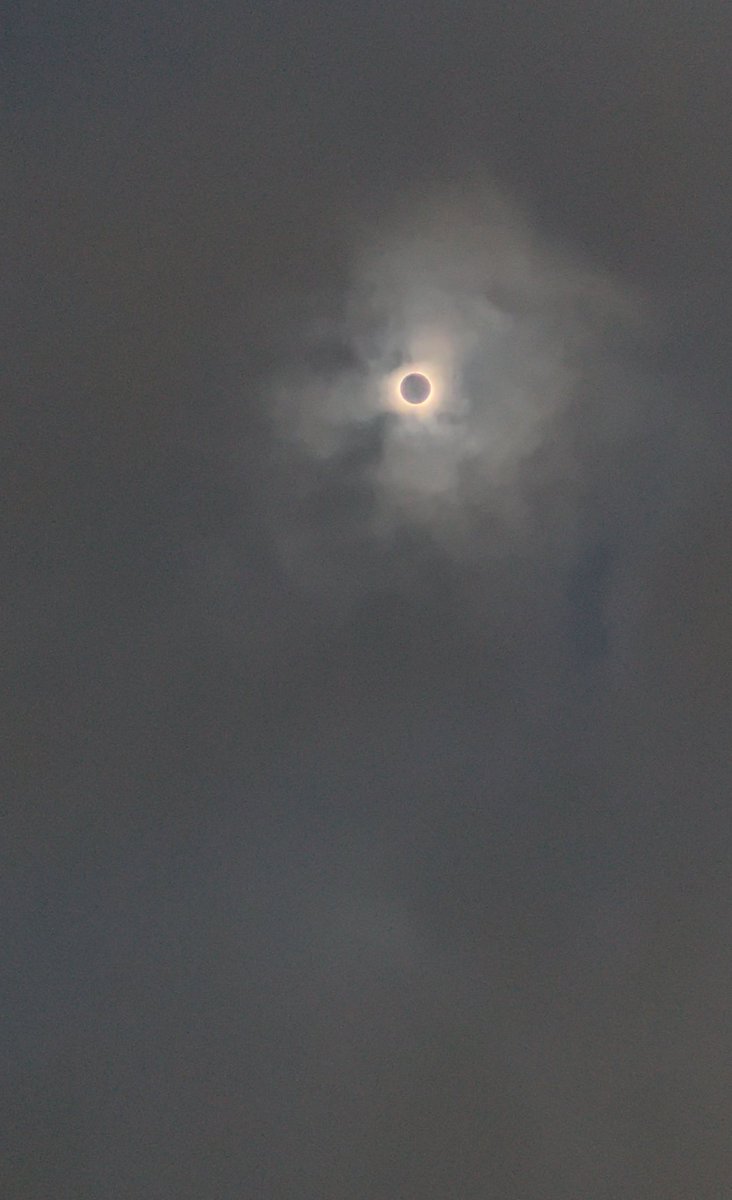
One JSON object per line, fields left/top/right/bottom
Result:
{"left": 399, "top": 372, "right": 432, "bottom": 404}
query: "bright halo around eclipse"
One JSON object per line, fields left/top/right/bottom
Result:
{"left": 387, "top": 362, "right": 441, "bottom": 415}
{"left": 384, "top": 350, "right": 441, "bottom": 417}
{"left": 399, "top": 372, "right": 431, "bottom": 404}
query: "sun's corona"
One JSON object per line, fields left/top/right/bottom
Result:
{"left": 386, "top": 360, "right": 442, "bottom": 415}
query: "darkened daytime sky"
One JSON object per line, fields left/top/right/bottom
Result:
{"left": 4, "top": 3, "right": 732, "bottom": 1196}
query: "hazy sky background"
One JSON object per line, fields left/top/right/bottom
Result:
{"left": 4, "top": 3, "right": 732, "bottom": 1197}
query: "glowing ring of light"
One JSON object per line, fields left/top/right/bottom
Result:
{"left": 386, "top": 361, "right": 442, "bottom": 415}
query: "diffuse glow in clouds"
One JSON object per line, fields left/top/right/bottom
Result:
{"left": 265, "top": 182, "right": 644, "bottom": 589}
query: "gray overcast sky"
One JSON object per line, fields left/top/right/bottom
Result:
{"left": 4, "top": 3, "right": 732, "bottom": 1197}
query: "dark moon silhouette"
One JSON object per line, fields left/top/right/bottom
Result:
{"left": 400, "top": 372, "right": 431, "bottom": 404}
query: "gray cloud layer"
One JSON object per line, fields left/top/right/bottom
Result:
{"left": 4, "top": 2, "right": 732, "bottom": 1197}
